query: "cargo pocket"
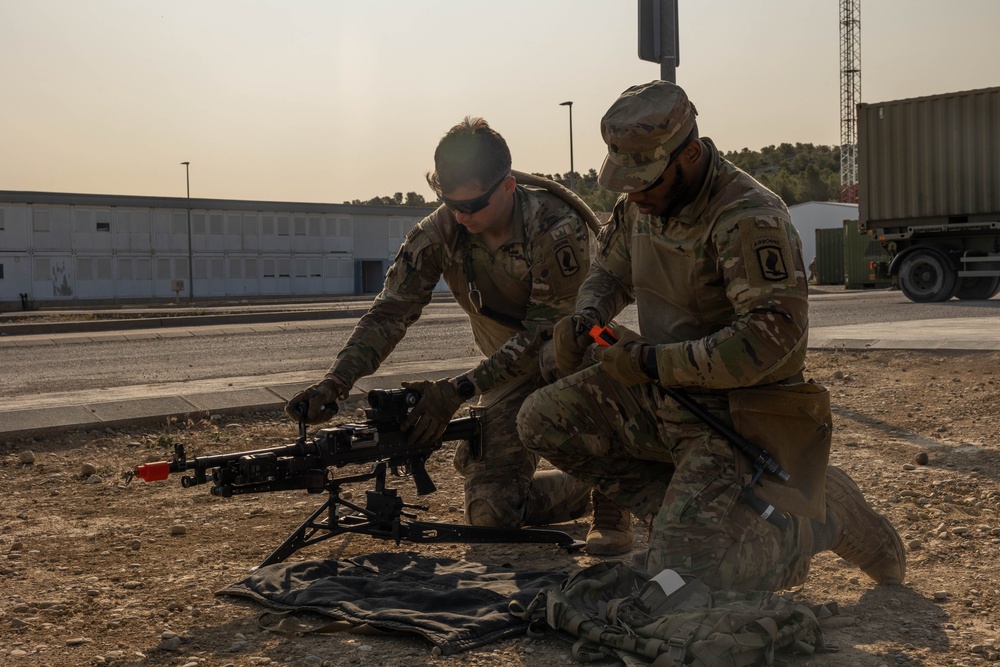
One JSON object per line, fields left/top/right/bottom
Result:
{"left": 730, "top": 381, "right": 832, "bottom": 521}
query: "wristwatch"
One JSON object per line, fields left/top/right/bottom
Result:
{"left": 455, "top": 375, "right": 477, "bottom": 400}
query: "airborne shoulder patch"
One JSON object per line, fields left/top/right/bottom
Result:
{"left": 738, "top": 219, "right": 798, "bottom": 287}
{"left": 753, "top": 237, "right": 790, "bottom": 281}
{"left": 553, "top": 240, "right": 580, "bottom": 277}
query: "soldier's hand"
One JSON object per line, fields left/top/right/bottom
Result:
{"left": 284, "top": 378, "right": 345, "bottom": 425}
{"left": 553, "top": 310, "right": 600, "bottom": 375}
{"left": 597, "top": 340, "right": 654, "bottom": 386}
{"left": 399, "top": 378, "right": 466, "bottom": 444}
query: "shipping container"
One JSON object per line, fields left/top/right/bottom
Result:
{"left": 858, "top": 86, "right": 1000, "bottom": 302}
{"left": 842, "top": 220, "right": 891, "bottom": 290}
{"left": 813, "top": 227, "right": 844, "bottom": 285}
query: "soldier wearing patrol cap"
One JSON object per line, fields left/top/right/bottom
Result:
{"left": 517, "top": 81, "right": 906, "bottom": 591}
{"left": 286, "top": 117, "right": 634, "bottom": 547}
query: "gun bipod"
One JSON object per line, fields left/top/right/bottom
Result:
{"left": 256, "top": 462, "right": 584, "bottom": 569}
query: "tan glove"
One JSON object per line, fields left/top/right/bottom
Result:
{"left": 553, "top": 310, "right": 600, "bottom": 375}
{"left": 284, "top": 377, "right": 346, "bottom": 425}
{"left": 399, "top": 378, "right": 466, "bottom": 444}
{"left": 596, "top": 340, "right": 655, "bottom": 386}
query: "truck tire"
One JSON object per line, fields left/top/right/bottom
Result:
{"left": 955, "top": 276, "right": 1000, "bottom": 300}
{"left": 898, "top": 250, "right": 958, "bottom": 302}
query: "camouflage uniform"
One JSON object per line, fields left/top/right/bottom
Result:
{"left": 328, "top": 184, "right": 592, "bottom": 528}
{"left": 517, "top": 138, "right": 819, "bottom": 591}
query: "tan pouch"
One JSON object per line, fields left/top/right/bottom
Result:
{"left": 730, "top": 381, "right": 832, "bottom": 521}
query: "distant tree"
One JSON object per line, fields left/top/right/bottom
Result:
{"left": 345, "top": 143, "right": 841, "bottom": 212}
{"left": 404, "top": 191, "right": 429, "bottom": 206}
{"left": 725, "top": 143, "right": 841, "bottom": 205}
{"left": 344, "top": 191, "right": 433, "bottom": 207}
{"left": 529, "top": 169, "right": 619, "bottom": 216}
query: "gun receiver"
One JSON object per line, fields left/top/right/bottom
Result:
{"left": 132, "top": 387, "right": 581, "bottom": 567}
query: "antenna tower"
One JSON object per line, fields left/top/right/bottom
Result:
{"left": 839, "top": 0, "right": 861, "bottom": 202}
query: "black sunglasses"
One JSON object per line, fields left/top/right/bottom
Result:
{"left": 441, "top": 172, "right": 508, "bottom": 215}
{"left": 638, "top": 174, "right": 665, "bottom": 193}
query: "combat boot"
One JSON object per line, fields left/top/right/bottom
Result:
{"left": 825, "top": 466, "right": 906, "bottom": 585}
{"left": 586, "top": 491, "right": 634, "bottom": 556}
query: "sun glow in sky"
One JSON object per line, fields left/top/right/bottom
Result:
{"left": 3, "top": 0, "right": 998, "bottom": 204}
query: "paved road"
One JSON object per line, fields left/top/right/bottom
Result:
{"left": 2, "top": 290, "right": 998, "bottom": 438}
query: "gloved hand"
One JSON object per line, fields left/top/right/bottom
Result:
{"left": 399, "top": 378, "right": 466, "bottom": 444}
{"left": 553, "top": 309, "right": 600, "bottom": 375}
{"left": 284, "top": 377, "right": 346, "bottom": 425}
{"left": 596, "top": 339, "right": 655, "bottom": 386}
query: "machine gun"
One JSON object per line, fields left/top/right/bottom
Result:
{"left": 131, "top": 388, "right": 581, "bottom": 568}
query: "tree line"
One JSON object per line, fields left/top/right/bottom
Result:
{"left": 351, "top": 143, "right": 844, "bottom": 214}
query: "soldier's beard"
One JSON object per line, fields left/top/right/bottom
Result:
{"left": 651, "top": 166, "right": 695, "bottom": 220}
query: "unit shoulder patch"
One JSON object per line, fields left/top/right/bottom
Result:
{"left": 738, "top": 219, "right": 797, "bottom": 286}
{"left": 553, "top": 240, "right": 581, "bottom": 277}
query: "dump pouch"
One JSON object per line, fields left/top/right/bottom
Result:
{"left": 729, "top": 381, "right": 832, "bottom": 521}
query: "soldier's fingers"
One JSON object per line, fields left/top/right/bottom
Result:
{"left": 310, "top": 406, "right": 337, "bottom": 425}
{"left": 400, "top": 405, "right": 424, "bottom": 432}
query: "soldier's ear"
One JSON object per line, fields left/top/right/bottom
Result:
{"left": 680, "top": 139, "right": 703, "bottom": 164}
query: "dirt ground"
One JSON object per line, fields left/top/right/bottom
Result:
{"left": 3, "top": 348, "right": 999, "bottom": 667}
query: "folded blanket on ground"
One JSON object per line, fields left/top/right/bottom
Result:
{"left": 219, "top": 551, "right": 570, "bottom": 656}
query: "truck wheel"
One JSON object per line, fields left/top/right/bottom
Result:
{"left": 898, "top": 250, "right": 958, "bottom": 302}
{"left": 955, "top": 276, "right": 1000, "bottom": 300}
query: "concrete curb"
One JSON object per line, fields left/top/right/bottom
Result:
{"left": 0, "top": 307, "right": 373, "bottom": 336}
{"left": 0, "top": 358, "right": 481, "bottom": 441}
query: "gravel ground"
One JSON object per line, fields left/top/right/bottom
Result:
{"left": 2, "top": 348, "right": 999, "bottom": 667}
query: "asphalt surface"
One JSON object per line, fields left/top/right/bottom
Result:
{"left": 2, "top": 293, "right": 1000, "bottom": 440}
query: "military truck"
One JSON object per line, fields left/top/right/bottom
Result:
{"left": 858, "top": 86, "right": 1000, "bottom": 302}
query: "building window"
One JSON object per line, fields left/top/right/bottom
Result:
{"left": 1, "top": 208, "right": 7, "bottom": 230}
{"left": 33, "top": 209, "right": 50, "bottom": 232}
{"left": 96, "top": 222, "right": 111, "bottom": 232}
{"left": 0, "top": 263, "right": 4, "bottom": 279}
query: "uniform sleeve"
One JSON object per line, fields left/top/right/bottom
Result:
{"left": 574, "top": 197, "right": 635, "bottom": 324}
{"left": 653, "top": 209, "right": 809, "bottom": 388}
{"left": 327, "top": 222, "right": 443, "bottom": 388}
{"left": 468, "top": 211, "right": 591, "bottom": 393}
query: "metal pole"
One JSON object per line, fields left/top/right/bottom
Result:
{"left": 660, "top": 61, "right": 676, "bottom": 83}
{"left": 559, "top": 101, "right": 575, "bottom": 191}
{"left": 181, "top": 161, "right": 193, "bottom": 303}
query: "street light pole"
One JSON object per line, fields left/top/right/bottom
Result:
{"left": 559, "top": 101, "right": 575, "bottom": 191}
{"left": 181, "top": 161, "right": 194, "bottom": 303}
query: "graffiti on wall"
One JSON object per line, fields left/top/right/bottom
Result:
{"left": 52, "top": 261, "right": 73, "bottom": 296}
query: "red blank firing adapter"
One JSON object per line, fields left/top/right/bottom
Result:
{"left": 133, "top": 461, "right": 171, "bottom": 482}
{"left": 589, "top": 325, "right": 618, "bottom": 347}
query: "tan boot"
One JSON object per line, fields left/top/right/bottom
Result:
{"left": 586, "top": 491, "right": 634, "bottom": 556}
{"left": 826, "top": 466, "right": 906, "bottom": 585}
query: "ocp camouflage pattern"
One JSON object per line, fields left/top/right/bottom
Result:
{"left": 578, "top": 138, "right": 808, "bottom": 388}
{"left": 326, "top": 184, "right": 591, "bottom": 394}
{"left": 517, "top": 140, "right": 817, "bottom": 590}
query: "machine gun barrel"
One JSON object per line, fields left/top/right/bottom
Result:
{"left": 133, "top": 440, "right": 314, "bottom": 483}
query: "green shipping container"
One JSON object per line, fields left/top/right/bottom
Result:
{"left": 813, "top": 227, "right": 844, "bottom": 285}
{"left": 843, "top": 220, "right": 891, "bottom": 289}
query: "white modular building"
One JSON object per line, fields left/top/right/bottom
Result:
{"left": 787, "top": 201, "right": 860, "bottom": 266}
{"left": 0, "top": 191, "right": 435, "bottom": 309}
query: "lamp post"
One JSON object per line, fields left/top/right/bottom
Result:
{"left": 559, "top": 101, "right": 575, "bottom": 191}
{"left": 181, "top": 161, "right": 194, "bottom": 303}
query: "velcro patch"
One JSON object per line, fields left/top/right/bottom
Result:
{"left": 554, "top": 240, "right": 581, "bottom": 277}
{"left": 740, "top": 220, "right": 797, "bottom": 286}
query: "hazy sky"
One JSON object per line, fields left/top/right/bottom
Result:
{"left": 2, "top": 1, "right": 998, "bottom": 204}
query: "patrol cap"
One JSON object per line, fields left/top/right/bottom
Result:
{"left": 598, "top": 80, "right": 698, "bottom": 193}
